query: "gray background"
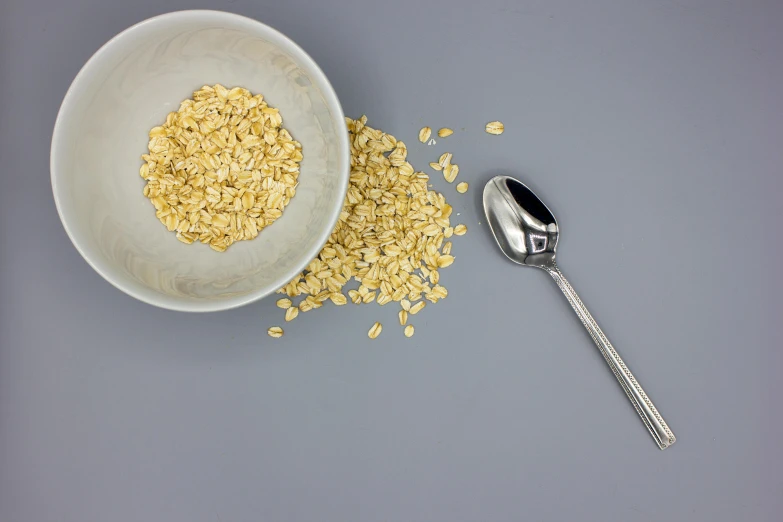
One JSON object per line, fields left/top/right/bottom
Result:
{"left": 1, "top": 0, "right": 782, "bottom": 521}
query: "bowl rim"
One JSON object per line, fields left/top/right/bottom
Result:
{"left": 50, "top": 9, "right": 350, "bottom": 313}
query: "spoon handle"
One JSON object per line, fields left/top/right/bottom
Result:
{"left": 545, "top": 264, "right": 676, "bottom": 450}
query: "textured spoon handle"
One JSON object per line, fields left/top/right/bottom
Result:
{"left": 546, "top": 264, "right": 676, "bottom": 450}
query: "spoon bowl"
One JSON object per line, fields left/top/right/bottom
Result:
{"left": 482, "top": 175, "right": 676, "bottom": 450}
{"left": 483, "top": 175, "right": 559, "bottom": 268}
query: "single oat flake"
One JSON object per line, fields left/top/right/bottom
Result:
{"left": 330, "top": 293, "right": 348, "bottom": 306}
{"left": 410, "top": 301, "right": 426, "bottom": 315}
{"left": 432, "top": 285, "right": 448, "bottom": 299}
{"left": 285, "top": 306, "right": 299, "bottom": 322}
{"left": 437, "top": 255, "right": 455, "bottom": 268}
{"left": 485, "top": 121, "right": 505, "bottom": 135}
{"left": 443, "top": 163, "right": 459, "bottom": 183}
{"left": 404, "top": 325, "right": 415, "bottom": 337}
{"left": 456, "top": 182, "right": 468, "bottom": 193}
{"left": 438, "top": 152, "right": 453, "bottom": 169}
{"left": 267, "top": 326, "right": 284, "bottom": 338}
{"left": 418, "top": 127, "right": 432, "bottom": 143}
{"left": 368, "top": 322, "right": 383, "bottom": 339}
{"left": 437, "top": 128, "right": 454, "bottom": 138}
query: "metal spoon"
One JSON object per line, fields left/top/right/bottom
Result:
{"left": 483, "top": 175, "right": 676, "bottom": 450}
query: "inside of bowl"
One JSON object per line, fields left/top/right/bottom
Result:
{"left": 53, "top": 12, "right": 348, "bottom": 310}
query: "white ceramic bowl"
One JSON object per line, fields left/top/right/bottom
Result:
{"left": 51, "top": 10, "right": 349, "bottom": 312}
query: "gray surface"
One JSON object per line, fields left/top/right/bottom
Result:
{"left": 1, "top": 0, "right": 782, "bottom": 521}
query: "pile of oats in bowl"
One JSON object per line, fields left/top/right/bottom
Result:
{"left": 139, "top": 84, "right": 302, "bottom": 252}
{"left": 269, "top": 116, "right": 469, "bottom": 339}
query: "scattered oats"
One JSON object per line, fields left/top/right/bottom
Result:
{"left": 485, "top": 121, "right": 505, "bottom": 135}
{"left": 437, "top": 255, "right": 455, "bottom": 268}
{"left": 404, "top": 325, "right": 415, "bottom": 337}
{"left": 454, "top": 224, "right": 467, "bottom": 236}
{"left": 418, "top": 126, "right": 432, "bottom": 143}
{"left": 438, "top": 128, "right": 454, "bottom": 138}
{"left": 410, "top": 301, "right": 426, "bottom": 315}
{"left": 275, "top": 116, "right": 463, "bottom": 338}
{"left": 429, "top": 162, "right": 443, "bottom": 171}
{"left": 285, "top": 306, "right": 299, "bottom": 322}
{"left": 267, "top": 326, "right": 284, "bottom": 338}
{"left": 399, "top": 310, "right": 408, "bottom": 326}
{"left": 140, "top": 84, "right": 302, "bottom": 251}
{"left": 368, "top": 322, "right": 383, "bottom": 339}
{"left": 456, "top": 182, "right": 468, "bottom": 193}
{"left": 276, "top": 298, "right": 292, "bottom": 309}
